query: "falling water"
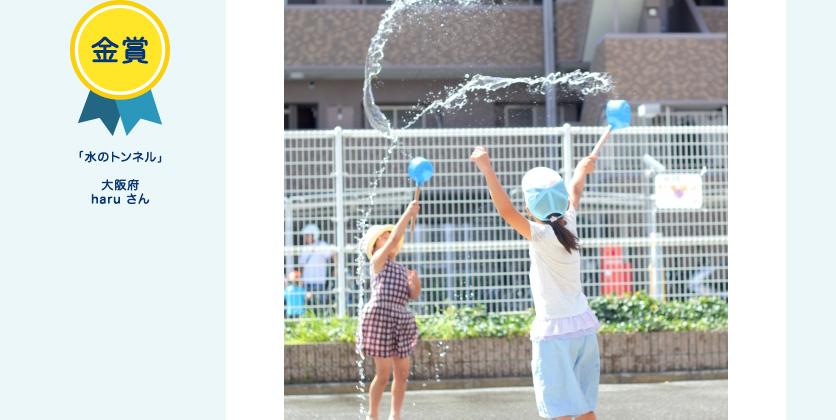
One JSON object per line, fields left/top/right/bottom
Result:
{"left": 354, "top": 1, "right": 614, "bottom": 417}
{"left": 434, "top": 341, "right": 450, "bottom": 382}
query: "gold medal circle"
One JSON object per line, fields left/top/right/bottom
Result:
{"left": 71, "top": 1, "right": 169, "bottom": 100}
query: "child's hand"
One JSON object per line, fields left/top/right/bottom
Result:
{"left": 407, "top": 270, "right": 421, "bottom": 288}
{"left": 407, "top": 270, "right": 421, "bottom": 299}
{"left": 470, "top": 146, "right": 492, "bottom": 172}
{"left": 577, "top": 156, "right": 598, "bottom": 175}
{"left": 405, "top": 200, "right": 420, "bottom": 217}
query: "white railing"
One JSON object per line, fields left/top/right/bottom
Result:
{"left": 284, "top": 125, "right": 728, "bottom": 319}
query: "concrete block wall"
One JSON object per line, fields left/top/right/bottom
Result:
{"left": 285, "top": 331, "right": 728, "bottom": 384}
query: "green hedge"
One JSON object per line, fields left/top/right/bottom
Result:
{"left": 284, "top": 292, "right": 727, "bottom": 344}
{"left": 589, "top": 292, "right": 728, "bottom": 333}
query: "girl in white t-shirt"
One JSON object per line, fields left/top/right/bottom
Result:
{"left": 471, "top": 146, "right": 600, "bottom": 420}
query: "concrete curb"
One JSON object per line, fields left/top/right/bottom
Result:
{"left": 284, "top": 370, "right": 728, "bottom": 395}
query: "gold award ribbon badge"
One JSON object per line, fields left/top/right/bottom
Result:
{"left": 71, "top": 1, "right": 169, "bottom": 135}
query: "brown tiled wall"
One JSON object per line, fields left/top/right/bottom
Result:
{"left": 581, "top": 36, "right": 728, "bottom": 125}
{"left": 284, "top": 8, "right": 379, "bottom": 67}
{"left": 285, "top": 331, "right": 728, "bottom": 384}
{"left": 285, "top": 7, "right": 543, "bottom": 68}
{"left": 556, "top": 0, "right": 592, "bottom": 63}
{"left": 699, "top": 9, "right": 728, "bottom": 33}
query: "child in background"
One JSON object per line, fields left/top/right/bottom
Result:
{"left": 299, "top": 224, "right": 335, "bottom": 316}
{"left": 471, "top": 146, "right": 600, "bottom": 420}
{"left": 358, "top": 201, "right": 422, "bottom": 420}
{"left": 284, "top": 271, "right": 310, "bottom": 319}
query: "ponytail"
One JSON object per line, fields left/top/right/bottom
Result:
{"left": 546, "top": 213, "right": 579, "bottom": 254}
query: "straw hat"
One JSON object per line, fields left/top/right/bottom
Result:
{"left": 362, "top": 225, "right": 404, "bottom": 259}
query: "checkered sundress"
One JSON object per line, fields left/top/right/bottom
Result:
{"left": 357, "top": 258, "right": 419, "bottom": 358}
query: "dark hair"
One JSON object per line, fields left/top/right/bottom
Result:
{"left": 546, "top": 213, "right": 579, "bottom": 253}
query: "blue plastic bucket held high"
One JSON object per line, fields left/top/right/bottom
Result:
{"left": 408, "top": 157, "right": 434, "bottom": 186}
{"left": 606, "top": 100, "right": 632, "bottom": 130}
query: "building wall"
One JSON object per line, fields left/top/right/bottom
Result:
{"left": 285, "top": 6, "right": 543, "bottom": 68}
{"left": 699, "top": 8, "right": 728, "bottom": 33}
{"left": 581, "top": 35, "right": 728, "bottom": 125}
{"left": 286, "top": 79, "right": 552, "bottom": 129}
{"left": 556, "top": 0, "right": 593, "bottom": 63}
{"left": 285, "top": 5, "right": 727, "bottom": 129}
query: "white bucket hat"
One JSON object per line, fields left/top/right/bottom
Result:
{"left": 522, "top": 167, "right": 570, "bottom": 221}
{"left": 362, "top": 225, "right": 404, "bottom": 259}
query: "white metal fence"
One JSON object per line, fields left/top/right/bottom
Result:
{"left": 284, "top": 124, "right": 728, "bottom": 319}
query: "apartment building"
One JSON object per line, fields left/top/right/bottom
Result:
{"left": 285, "top": 0, "right": 728, "bottom": 129}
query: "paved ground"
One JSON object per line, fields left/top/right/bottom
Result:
{"left": 284, "top": 379, "right": 728, "bottom": 419}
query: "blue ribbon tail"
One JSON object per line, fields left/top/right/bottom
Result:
{"left": 116, "top": 91, "right": 161, "bottom": 135}
{"left": 79, "top": 91, "right": 120, "bottom": 135}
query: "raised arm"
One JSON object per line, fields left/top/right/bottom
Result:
{"left": 470, "top": 147, "right": 531, "bottom": 240}
{"left": 370, "top": 201, "right": 420, "bottom": 273}
{"left": 568, "top": 156, "right": 597, "bottom": 210}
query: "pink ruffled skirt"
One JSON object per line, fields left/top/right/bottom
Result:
{"left": 530, "top": 307, "right": 601, "bottom": 341}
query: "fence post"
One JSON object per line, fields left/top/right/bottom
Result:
{"left": 285, "top": 197, "right": 294, "bottom": 275}
{"left": 649, "top": 230, "right": 665, "bottom": 300}
{"left": 444, "top": 223, "right": 455, "bottom": 305}
{"left": 334, "top": 126, "right": 347, "bottom": 317}
{"left": 562, "top": 123, "right": 573, "bottom": 182}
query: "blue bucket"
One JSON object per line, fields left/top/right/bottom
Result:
{"left": 408, "top": 157, "right": 434, "bottom": 186}
{"left": 606, "top": 100, "right": 632, "bottom": 130}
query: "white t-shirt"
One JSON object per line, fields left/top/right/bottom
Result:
{"left": 299, "top": 240, "right": 332, "bottom": 285}
{"left": 527, "top": 207, "right": 589, "bottom": 319}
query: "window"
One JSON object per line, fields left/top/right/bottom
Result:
{"left": 637, "top": 105, "right": 728, "bottom": 170}
{"left": 497, "top": 103, "right": 581, "bottom": 127}
{"left": 558, "top": 102, "right": 581, "bottom": 124}
{"left": 643, "top": 106, "right": 727, "bottom": 126}
{"left": 494, "top": 0, "right": 543, "bottom": 5}
{"left": 285, "top": 104, "right": 318, "bottom": 130}
{"left": 360, "top": 0, "right": 542, "bottom": 5}
{"left": 499, "top": 104, "right": 545, "bottom": 127}
{"left": 286, "top": 0, "right": 316, "bottom": 4}
{"left": 365, "top": 105, "right": 442, "bottom": 129}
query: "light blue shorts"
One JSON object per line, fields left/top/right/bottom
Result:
{"left": 531, "top": 334, "right": 600, "bottom": 418}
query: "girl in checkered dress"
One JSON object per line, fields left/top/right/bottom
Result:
{"left": 358, "top": 200, "right": 422, "bottom": 420}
